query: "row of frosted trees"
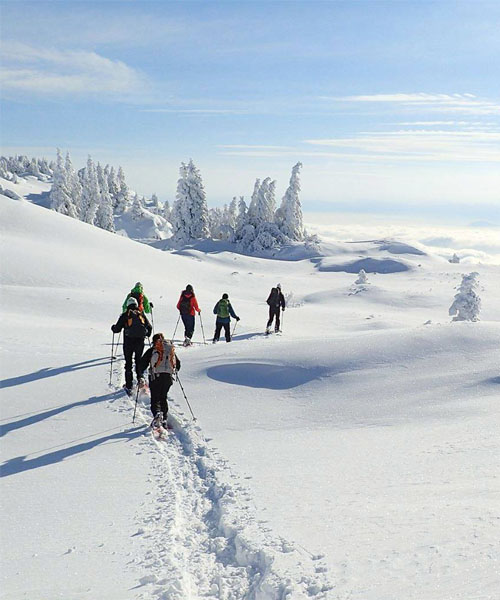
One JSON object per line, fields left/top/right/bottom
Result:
{"left": 171, "top": 160, "right": 308, "bottom": 252}
{"left": 48, "top": 150, "right": 309, "bottom": 252}
{"left": 50, "top": 150, "right": 130, "bottom": 232}
{"left": 0, "top": 155, "right": 54, "bottom": 182}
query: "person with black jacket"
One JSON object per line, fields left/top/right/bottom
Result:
{"left": 111, "top": 296, "right": 152, "bottom": 394}
{"left": 266, "top": 283, "right": 285, "bottom": 334}
{"left": 138, "top": 333, "right": 180, "bottom": 428}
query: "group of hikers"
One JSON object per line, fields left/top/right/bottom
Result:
{"left": 110, "top": 281, "right": 286, "bottom": 429}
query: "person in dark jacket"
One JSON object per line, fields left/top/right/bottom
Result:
{"left": 111, "top": 296, "right": 152, "bottom": 394}
{"left": 138, "top": 333, "right": 180, "bottom": 428}
{"left": 176, "top": 284, "right": 201, "bottom": 346}
{"left": 266, "top": 283, "right": 285, "bottom": 333}
{"left": 213, "top": 293, "right": 240, "bottom": 343}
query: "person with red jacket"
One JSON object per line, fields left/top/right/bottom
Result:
{"left": 176, "top": 284, "right": 201, "bottom": 346}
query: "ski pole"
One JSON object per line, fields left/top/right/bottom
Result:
{"left": 199, "top": 313, "right": 207, "bottom": 345}
{"left": 109, "top": 332, "right": 115, "bottom": 385}
{"left": 133, "top": 385, "right": 140, "bottom": 423}
{"left": 176, "top": 373, "right": 196, "bottom": 421}
{"left": 231, "top": 320, "right": 238, "bottom": 340}
{"left": 150, "top": 304, "right": 155, "bottom": 336}
{"left": 172, "top": 314, "right": 180, "bottom": 341}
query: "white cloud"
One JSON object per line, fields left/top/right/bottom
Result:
{"left": 0, "top": 42, "right": 148, "bottom": 99}
{"left": 303, "top": 130, "right": 500, "bottom": 163}
{"left": 320, "top": 93, "right": 500, "bottom": 116}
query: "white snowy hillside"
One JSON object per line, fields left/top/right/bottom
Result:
{"left": 1, "top": 193, "right": 500, "bottom": 600}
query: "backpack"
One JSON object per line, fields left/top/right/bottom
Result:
{"left": 125, "top": 308, "right": 148, "bottom": 337}
{"left": 151, "top": 341, "right": 175, "bottom": 375}
{"left": 179, "top": 293, "right": 192, "bottom": 315}
{"left": 267, "top": 288, "right": 279, "bottom": 307}
{"left": 217, "top": 299, "right": 230, "bottom": 319}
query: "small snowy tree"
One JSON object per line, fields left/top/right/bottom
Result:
{"left": 355, "top": 269, "right": 368, "bottom": 284}
{"left": 65, "top": 152, "right": 82, "bottom": 217}
{"left": 171, "top": 159, "right": 210, "bottom": 242}
{"left": 80, "top": 156, "right": 100, "bottom": 224}
{"left": 115, "top": 166, "right": 129, "bottom": 213}
{"left": 95, "top": 163, "right": 115, "bottom": 232}
{"left": 50, "top": 149, "right": 78, "bottom": 218}
{"left": 448, "top": 272, "right": 481, "bottom": 321}
{"left": 131, "top": 193, "right": 145, "bottom": 221}
{"left": 276, "top": 162, "right": 305, "bottom": 241}
{"left": 449, "top": 253, "right": 460, "bottom": 264}
{"left": 162, "top": 199, "right": 171, "bottom": 222}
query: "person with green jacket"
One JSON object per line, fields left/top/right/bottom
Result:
{"left": 213, "top": 293, "right": 239, "bottom": 343}
{"left": 122, "top": 282, "right": 152, "bottom": 314}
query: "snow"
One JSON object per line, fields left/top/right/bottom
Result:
{"left": 1, "top": 184, "right": 500, "bottom": 599}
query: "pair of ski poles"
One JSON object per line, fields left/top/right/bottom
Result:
{"left": 133, "top": 370, "right": 196, "bottom": 423}
{"left": 171, "top": 312, "right": 208, "bottom": 345}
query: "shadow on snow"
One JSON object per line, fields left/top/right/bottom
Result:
{"left": 0, "top": 357, "right": 110, "bottom": 389}
{"left": 1, "top": 425, "right": 144, "bottom": 478}
{"left": 206, "top": 362, "right": 327, "bottom": 390}
{"left": 0, "top": 390, "right": 122, "bottom": 438}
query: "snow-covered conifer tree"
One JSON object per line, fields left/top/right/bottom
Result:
{"left": 246, "top": 179, "right": 261, "bottom": 226}
{"left": 162, "top": 199, "right": 171, "bottom": 222}
{"left": 150, "top": 193, "right": 161, "bottom": 215}
{"left": 107, "top": 166, "right": 119, "bottom": 208}
{"left": 95, "top": 163, "right": 115, "bottom": 232}
{"left": 115, "top": 166, "right": 129, "bottom": 213}
{"left": 64, "top": 152, "right": 82, "bottom": 217}
{"left": 50, "top": 149, "right": 78, "bottom": 218}
{"left": 276, "top": 162, "right": 304, "bottom": 241}
{"left": 355, "top": 269, "right": 368, "bottom": 285}
{"left": 131, "top": 193, "right": 144, "bottom": 221}
{"left": 448, "top": 272, "right": 481, "bottom": 321}
{"left": 227, "top": 197, "right": 238, "bottom": 231}
{"left": 449, "top": 253, "right": 460, "bottom": 264}
{"left": 80, "top": 156, "right": 100, "bottom": 224}
{"left": 171, "top": 160, "right": 209, "bottom": 242}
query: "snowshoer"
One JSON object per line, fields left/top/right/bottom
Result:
{"left": 138, "top": 333, "right": 180, "bottom": 428}
{"left": 176, "top": 284, "right": 201, "bottom": 346}
{"left": 213, "top": 293, "right": 240, "bottom": 343}
{"left": 266, "top": 283, "right": 285, "bottom": 333}
{"left": 122, "top": 282, "right": 152, "bottom": 314}
{"left": 111, "top": 297, "right": 152, "bottom": 394}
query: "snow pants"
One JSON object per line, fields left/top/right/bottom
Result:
{"left": 149, "top": 373, "right": 173, "bottom": 417}
{"left": 181, "top": 314, "right": 195, "bottom": 340}
{"left": 123, "top": 336, "right": 145, "bottom": 389}
{"left": 213, "top": 320, "right": 231, "bottom": 342}
{"left": 267, "top": 306, "right": 281, "bottom": 332}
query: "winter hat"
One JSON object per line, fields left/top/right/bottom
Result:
{"left": 152, "top": 333, "right": 164, "bottom": 344}
{"left": 127, "top": 297, "right": 138, "bottom": 307}
{"left": 186, "top": 284, "right": 193, "bottom": 293}
{"left": 222, "top": 293, "right": 229, "bottom": 299}
{"left": 276, "top": 283, "right": 281, "bottom": 289}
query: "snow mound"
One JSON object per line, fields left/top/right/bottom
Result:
{"left": 314, "top": 256, "right": 411, "bottom": 274}
{"left": 375, "top": 240, "right": 426, "bottom": 256}
{"left": 207, "top": 362, "right": 327, "bottom": 389}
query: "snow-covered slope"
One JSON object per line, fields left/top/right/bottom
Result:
{"left": 1, "top": 194, "right": 499, "bottom": 600}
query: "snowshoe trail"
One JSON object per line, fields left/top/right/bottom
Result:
{"left": 111, "top": 373, "right": 332, "bottom": 599}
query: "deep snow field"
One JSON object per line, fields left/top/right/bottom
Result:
{"left": 1, "top": 188, "right": 500, "bottom": 600}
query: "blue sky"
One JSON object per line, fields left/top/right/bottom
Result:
{"left": 1, "top": 0, "right": 499, "bottom": 221}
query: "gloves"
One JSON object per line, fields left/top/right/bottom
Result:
{"left": 111, "top": 324, "right": 117, "bottom": 333}
{"left": 236, "top": 317, "right": 240, "bottom": 321}
{"left": 150, "top": 302, "right": 154, "bottom": 309}
{"left": 138, "top": 377, "right": 145, "bottom": 388}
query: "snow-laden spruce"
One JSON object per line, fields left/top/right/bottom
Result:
{"left": 50, "top": 149, "right": 79, "bottom": 219}
{"left": 0, "top": 154, "right": 54, "bottom": 182}
{"left": 171, "top": 159, "right": 210, "bottom": 243}
{"left": 275, "top": 161, "right": 305, "bottom": 241}
{"left": 449, "top": 272, "right": 481, "bottom": 321}
{"left": 355, "top": 269, "right": 368, "bottom": 285}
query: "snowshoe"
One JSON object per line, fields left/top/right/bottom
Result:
{"left": 123, "top": 385, "right": 133, "bottom": 397}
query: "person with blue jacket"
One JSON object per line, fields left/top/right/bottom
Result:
{"left": 212, "top": 293, "right": 240, "bottom": 343}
